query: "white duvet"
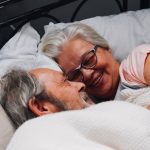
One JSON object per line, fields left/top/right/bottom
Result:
{"left": 6, "top": 101, "right": 150, "bottom": 150}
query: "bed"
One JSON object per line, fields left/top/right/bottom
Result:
{"left": 0, "top": 0, "right": 149, "bottom": 48}
{"left": 0, "top": 0, "right": 150, "bottom": 150}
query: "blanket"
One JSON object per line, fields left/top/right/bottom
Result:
{"left": 6, "top": 101, "right": 150, "bottom": 150}
{"left": 120, "top": 87, "right": 150, "bottom": 108}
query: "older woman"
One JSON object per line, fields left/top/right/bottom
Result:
{"left": 42, "top": 23, "right": 120, "bottom": 102}
{"left": 41, "top": 23, "right": 150, "bottom": 105}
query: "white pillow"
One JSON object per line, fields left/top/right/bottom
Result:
{"left": 42, "top": 9, "right": 150, "bottom": 62}
{"left": 0, "top": 23, "right": 61, "bottom": 77}
{"left": 0, "top": 105, "right": 15, "bottom": 150}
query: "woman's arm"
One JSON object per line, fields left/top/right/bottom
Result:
{"left": 144, "top": 53, "right": 150, "bottom": 85}
{"left": 146, "top": 105, "right": 150, "bottom": 110}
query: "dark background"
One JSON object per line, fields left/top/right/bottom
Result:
{"left": 0, "top": 0, "right": 149, "bottom": 48}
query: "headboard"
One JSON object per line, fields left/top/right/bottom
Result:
{"left": 0, "top": 0, "right": 149, "bottom": 48}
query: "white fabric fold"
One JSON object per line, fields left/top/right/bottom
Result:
{"left": 6, "top": 101, "right": 150, "bottom": 150}
{"left": 0, "top": 23, "right": 61, "bottom": 77}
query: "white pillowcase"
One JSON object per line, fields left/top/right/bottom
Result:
{"left": 0, "top": 23, "right": 61, "bottom": 77}
{"left": 43, "top": 8, "right": 150, "bottom": 62}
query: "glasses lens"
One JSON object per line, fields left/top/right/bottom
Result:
{"left": 82, "top": 51, "right": 97, "bottom": 68}
{"left": 67, "top": 69, "right": 83, "bottom": 82}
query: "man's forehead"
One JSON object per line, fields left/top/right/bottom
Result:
{"left": 31, "top": 68, "right": 63, "bottom": 80}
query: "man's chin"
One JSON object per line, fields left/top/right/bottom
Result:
{"left": 79, "top": 91, "right": 95, "bottom": 106}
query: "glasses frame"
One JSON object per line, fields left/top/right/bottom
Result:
{"left": 66, "top": 45, "right": 101, "bottom": 82}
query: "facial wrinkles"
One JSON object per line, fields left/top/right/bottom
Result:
{"left": 54, "top": 72, "right": 68, "bottom": 87}
{"left": 52, "top": 65, "right": 94, "bottom": 108}
{"left": 58, "top": 49, "right": 80, "bottom": 74}
{"left": 80, "top": 47, "right": 105, "bottom": 85}
{"left": 90, "top": 51, "right": 119, "bottom": 96}
{"left": 55, "top": 77, "right": 90, "bottom": 110}
{"left": 35, "top": 92, "right": 67, "bottom": 111}
{"left": 77, "top": 50, "right": 105, "bottom": 93}
{"left": 49, "top": 77, "right": 81, "bottom": 111}
{"left": 50, "top": 75, "right": 79, "bottom": 110}
{"left": 85, "top": 69, "right": 103, "bottom": 86}
{"left": 66, "top": 55, "right": 81, "bottom": 74}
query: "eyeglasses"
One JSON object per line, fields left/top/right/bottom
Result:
{"left": 66, "top": 45, "right": 101, "bottom": 82}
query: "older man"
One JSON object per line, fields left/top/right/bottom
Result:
{"left": 0, "top": 68, "right": 94, "bottom": 128}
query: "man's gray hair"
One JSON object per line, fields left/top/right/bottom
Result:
{"left": 0, "top": 70, "right": 43, "bottom": 128}
{"left": 42, "top": 23, "right": 109, "bottom": 60}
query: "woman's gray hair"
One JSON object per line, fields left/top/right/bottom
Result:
{"left": 0, "top": 70, "right": 43, "bottom": 128}
{"left": 42, "top": 22, "right": 109, "bottom": 60}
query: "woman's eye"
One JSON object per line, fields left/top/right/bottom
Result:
{"left": 83, "top": 55, "right": 95, "bottom": 66}
{"left": 83, "top": 58, "right": 93, "bottom": 66}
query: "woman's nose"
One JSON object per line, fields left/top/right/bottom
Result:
{"left": 80, "top": 68, "right": 94, "bottom": 82}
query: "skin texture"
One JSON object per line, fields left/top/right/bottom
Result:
{"left": 29, "top": 68, "right": 94, "bottom": 116}
{"left": 57, "top": 38, "right": 120, "bottom": 101}
{"left": 144, "top": 53, "right": 150, "bottom": 110}
{"left": 144, "top": 53, "right": 150, "bottom": 85}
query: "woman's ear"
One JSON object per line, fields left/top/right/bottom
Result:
{"left": 28, "top": 97, "right": 53, "bottom": 116}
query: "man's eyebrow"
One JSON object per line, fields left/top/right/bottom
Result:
{"left": 62, "top": 72, "right": 68, "bottom": 81}
{"left": 58, "top": 65, "right": 66, "bottom": 73}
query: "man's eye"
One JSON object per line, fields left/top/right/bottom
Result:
{"left": 61, "top": 74, "right": 70, "bottom": 85}
{"left": 63, "top": 77, "right": 67, "bottom": 82}
{"left": 62, "top": 72, "right": 68, "bottom": 82}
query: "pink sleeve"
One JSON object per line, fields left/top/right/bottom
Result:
{"left": 119, "top": 44, "right": 150, "bottom": 87}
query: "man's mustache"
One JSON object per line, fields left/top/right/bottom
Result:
{"left": 79, "top": 91, "right": 94, "bottom": 105}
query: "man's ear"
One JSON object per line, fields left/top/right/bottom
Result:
{"left": 108, "top": 48, "right": 112, "bottom": 54}
{"left": 28, "top": 97, "right": 53, "bottom": 116}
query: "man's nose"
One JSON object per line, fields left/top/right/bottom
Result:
{"left": 69, "top": 81, "right": 85, "bottom": 92}
{"left": 80, "top": 68, "right": 94, "bottom": 82}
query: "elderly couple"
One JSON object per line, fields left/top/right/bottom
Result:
{"left": 1, "top": 23, "right": 150, "bottom": 127}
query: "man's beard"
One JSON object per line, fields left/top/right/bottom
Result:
{"left": 79, "top": 91, "right": 95, "bottom": 105}
{"left": 35, "top": 91, "right": 67, "bottom": 111}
